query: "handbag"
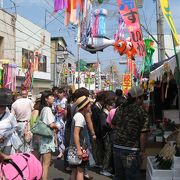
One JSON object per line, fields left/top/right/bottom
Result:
{"left": 67, "top": 146, "right": 82, "bottom": 165}
{"left": 10, "top": 131, "right": 23, "bottom": 150}
{"left": 24, "top": 122, "right": 32, "bottom": 143}
{"left": 31, "top": 117, "right": 53, "bottom": 138}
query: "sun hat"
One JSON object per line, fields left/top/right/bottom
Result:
{"left": 75, "top": 96, "right": 91, "bottom": 111}
{"left": 128, "top": 86, "right": 145, "bottom": 98}
{"left": 0, "top": 88, "right": 13, "bottom": 106}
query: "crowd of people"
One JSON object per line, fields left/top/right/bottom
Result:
{"left": 0, "top": 85, "right": 150, "bottom": 180}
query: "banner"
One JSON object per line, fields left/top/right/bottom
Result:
{"left": 160, "top": 0, "right": 179, "bottom": 46}
{"left": 117, "top": 0, "right": 146, "bottom": 57}
{"left": 122, "top": 73, "right": 132, "bottom": 95}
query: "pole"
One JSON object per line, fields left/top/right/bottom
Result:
{"left": 77, "top": 44, "right": 80, "bottom": 89}
{"left": 171, "top": 31, "right": 180, "bottom": 122}
{"left": 156, "top": 0, "right": 165, "bottom": 62}
{"left": 141, "top": 24, "right": 169, "bottom": 58}
{"left": 45, "top": 9, "right": 47, "bottom": 30}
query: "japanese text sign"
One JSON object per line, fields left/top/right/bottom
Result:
{"left": 122, "top": 73, "right": 132, "bottom": 95}
{"left": 117, "top": 0, "right": 146, "bottom": 57}
{"left": 160, "top": 0, "right": 179, "bottom": 46}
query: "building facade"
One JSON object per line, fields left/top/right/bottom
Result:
{"left": 0, "top": 9, "right": 15, "bottom": 63}
{"left": 16, "top": 15, "right": 52, "bottom": 94}
{"left": 51, "top": 37, "right": 76, "bottom": 87}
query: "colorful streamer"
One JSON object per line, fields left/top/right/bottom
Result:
{"left": 54, "top": 0, "right": 67, "bottom": 12}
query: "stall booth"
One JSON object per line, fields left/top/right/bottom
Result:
{"left": 141, "top": 52, "right": 180, "bottom": 172}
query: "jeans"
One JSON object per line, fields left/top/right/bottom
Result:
{"left": 113, "top": 147, "right": 140, "bottom": 180}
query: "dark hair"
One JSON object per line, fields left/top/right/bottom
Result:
{"left": 33, "top": 99, "right": 41, "bottom": 110}
{"left": 73, "top": 87, "right": 89, "bottom": 100}
{"left": 104, "top": 91, "right": 116, "bottom": 107}
{"left": 58, "top": 88, "right": 65, "bottom": 94}
{"left": 115, "top": 89, "right": 123, "bottom": 97}
{"left": 52, "top": 86, "right": 59, "bottom": 93}
{"left": 95, "top": 91, "right": 106, "bottom": 103}
{"left": 40, "top": 90, "right": 53, "bottom": 112}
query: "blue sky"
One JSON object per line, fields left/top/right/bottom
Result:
{"left": 3, "top": 0, "right": 180, "bottom": 73}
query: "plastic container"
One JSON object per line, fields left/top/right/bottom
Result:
{"left": 146, "top": 156, "right": 173, "bottom": 180}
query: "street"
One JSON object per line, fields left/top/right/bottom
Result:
{"left": 48, "top": 156, "right": 112, "bottom": 180}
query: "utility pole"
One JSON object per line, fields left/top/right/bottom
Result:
{"left": 77, "top": 44, "right": 80, "bottom": 89}
{"left": 156, "top": 0, "right": 165, "bottom": 62}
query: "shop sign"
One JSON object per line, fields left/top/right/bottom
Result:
{"left": 122, "top": 73, "right": 132, "bottom": 95}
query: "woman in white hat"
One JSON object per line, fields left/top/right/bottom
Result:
{"left": 70, "top": 96, "right": 91, "bottom": 180}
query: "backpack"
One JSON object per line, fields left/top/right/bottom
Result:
{"left": 0, "top": 153, "right": 42, "bottom": 180}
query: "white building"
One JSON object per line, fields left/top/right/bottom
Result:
{"left": 16, "top": 15, "right": 52, "bottom": 94}
{"left": 152, "top": 35, "right": 180, "bottom": 63}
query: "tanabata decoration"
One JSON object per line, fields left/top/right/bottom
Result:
{"left": 141, "top": 38, "right": 155, "bottom": 75}
{"left": 54, "top": 0, "right": 67, "bottom": 12}
{"left": 80, "top": 8, "right": 115, "bottom": 53}
{"left": 114, "top": 38, "right": 136, "bottom": 60}
{"left": 117, "top": 0, "right": 146, "bottom": 57}
{"left": 114, "top": 38, "right": 137, "bottom": 75}
{"left": 98, "top": 0, "right": 103, "bottom": 4}
{"left": 2, "top": 64, "right": 17, "bottom": 91}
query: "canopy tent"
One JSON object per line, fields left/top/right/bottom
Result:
{"left": 149, "top": 51, "right": 180, "bottom": 81}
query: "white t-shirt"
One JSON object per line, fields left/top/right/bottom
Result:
{"left": 40, "top": 107, "right": 55, "bottom": 125}
{"left": 11, "top": 98, "right": 33, "bottom": 122}
{"left": 73, "top": 112, "right": 86, "bottom": 128}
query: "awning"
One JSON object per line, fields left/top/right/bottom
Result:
{"left": 149, "top": 51, "right": 180, "bottom": 80}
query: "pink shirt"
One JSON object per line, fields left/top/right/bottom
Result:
{"left": 106, "top": 108, "right": 116, "bottom": 125}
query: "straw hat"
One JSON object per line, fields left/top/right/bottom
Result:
{"left": 75, "top": 96, "right": 91, "bottom": 111}
{"left": 0, "top": 88, "right": 12, "bottom": 106}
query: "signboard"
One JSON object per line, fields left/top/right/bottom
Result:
{"left": 117, "top": 0, "right": 146, "bottom": 57}
{"left": 122, "top": 73, "right": 132, "bottom": 95}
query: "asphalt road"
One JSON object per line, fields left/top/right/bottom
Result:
{"left": 48, "top": 156, "right": 112, "bottom": 180}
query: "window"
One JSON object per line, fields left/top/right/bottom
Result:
{"left": 22, "top": 48, "right": 34, "bottom": 69}
{"left": 22, "top": 48, "right": 47, "bottom": 72}
{"left": 38, "top": 55, "right": 47, "bottom": 72}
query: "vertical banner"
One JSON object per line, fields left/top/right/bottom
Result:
{"left": 160, "top": 0, "right": 179, "bottom": 46}
{"left": 117, "top": 0, "right": 146, "bottom": 57}
{"left": 122, "top": 73, "right": 132, "bottom": 95}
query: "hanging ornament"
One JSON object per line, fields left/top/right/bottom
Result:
{"left": 98, "top": 0, "right": 103, "bottom": 4}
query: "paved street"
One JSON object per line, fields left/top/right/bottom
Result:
{"left": 48, "top": 155, "right": 146, "bottom": 180}
{"left": 48, "top": 156, "right": 112, "bottom": 180}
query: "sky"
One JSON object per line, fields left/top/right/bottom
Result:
{"left": 2, "top": 0, "right": 180, "bottom": 73}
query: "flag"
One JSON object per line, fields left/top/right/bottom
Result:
{"left": 160, "top": 0, "right": 179, "bottom": 46}
{"left": 117, "top": 0, "right": 146, "bottom": 57}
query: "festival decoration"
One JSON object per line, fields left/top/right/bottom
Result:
{"left": 98, "top": 0, "right": 103, "bottom": 4}
{"left": 80, "top": 8, "right": 115, "bottom": 53}
{"left": 2, "top": 64, "right": 17, "bottom": 91}
{"left": 141, "top": 38, "right": 155, "bottom": 75}
{"left": 122, "top": 73, "right": 132, "bottom": 95}
{"left": 117, "top": 0, "right": 146, "bottom": 57}
{"left": 114, "top": 38, "right": 136, "bottom": 60}
{"left": 54, "top": 0, "right": 67, "bottom": 12}
{"left": 160, "top": 0, "right": 179, "bottom": 46}
{"left": 114, "top": 15, "right": 126, "bottom": 40}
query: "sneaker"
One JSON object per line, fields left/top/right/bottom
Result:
{"left": 100, "top": 170, "right": 112, "bottom": 177}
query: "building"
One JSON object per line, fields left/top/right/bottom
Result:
{"left": 51, "top": 37, "right": 76, "bottom": 87}
{"left": 152, "top": 35, "right": 180, "bottom": 63}
{"left": 74, "top": 60, "right": 102, "bottom": 91}
{"left": 16, "top": 15, "right": 52, "bottom": 94}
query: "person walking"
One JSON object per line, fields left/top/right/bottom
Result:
{"left": 69, "top": 96, "right": 91, "bottom": 180}
{"left": 11, "top": 89, "right": 33, "bottom": 152}
{"left": 111, "top": 86, "right": 150, "bottom": 180}
{"left": 31, "top": 90, "right": 58, "bottom": 180}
